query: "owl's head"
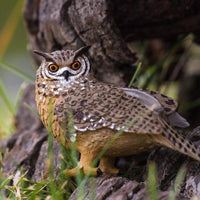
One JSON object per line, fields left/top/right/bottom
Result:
{"left": 34, "top": 46, "right": 91, "bottom": 84}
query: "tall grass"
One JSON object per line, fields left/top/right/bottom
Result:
{"left": 0, "top": 1, "right": 24, "bottom": 60}
{"left": 147, "top": 163, "right": 186, "bottom": 200}
{"left": 0, "top": 0, "right": 34, "bottom": 136}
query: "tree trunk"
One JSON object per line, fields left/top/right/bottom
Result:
{"left": 1, "top": 0, "right": 200, "bottom": 199}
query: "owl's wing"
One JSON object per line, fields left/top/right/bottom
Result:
{"left": 123, "top": 88, "right": 189, "bottom": 128}
{"left": 55, "top": 83, "right": 169, "bottom": 135}
{"left": 139, "top": 88, "right": 178, "bottom": 115}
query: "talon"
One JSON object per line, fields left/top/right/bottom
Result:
{"left": 97, "top": 168, "right": 103, "bottom": 176}
{"left": 62, "top": 166, "right": 100, "bottom": 177}
{"left": 62, "top": 166, "right": 83, "bottom": 177}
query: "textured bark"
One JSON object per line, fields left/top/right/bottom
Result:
{"left": 1, "top": 85, "right": 47, "bottom": 178}
{"left": 24, "top": 0, "right": 137, "bottom": 86}
{"left": 23, "top": 0, "right": 200, "bottom": 85}
{"left": 113, "top": 0, "right": 200, "bottom": 40}
{"left": 1, "top": 0, "right": 200, "bottom": 199}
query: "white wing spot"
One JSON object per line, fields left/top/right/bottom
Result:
{"left": 80, "top": 87, "right": 86, "bottom": 91}
{"left": 76, "top": 126, "right": 88, "bottom": 131}
{"left": 98, "top": 118, "right": 103, "bottom": 123}
{"left": 102, "top": 122, "right": 107, "bottom": 126}
{"left": 110, "top": 123, "right": 115, "bottom": 129}
{"left": 89, "top": 126, "right": 96, "bottom": 130}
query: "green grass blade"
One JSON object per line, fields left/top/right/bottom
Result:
{"left": 0, "top": 175, "right": 13, "bottom": 190}
{"left": 16, "top": 171, "right": 28, "bottom": 187}
{"left": 67, "top": 110, "right": 84, "bottom": 198}
{"left": 24, "top": 103, "right": 40, "bottom": 119}
{"left": 167, "top": 166, "right": 186, "bottom": 200}
{"left": 139, "top": 35, "right": 191, "bottom": 89}
{"left": 0, "top": 61, "right": 35, "bottom": 83}
{"left": 46, "top": 99, "right": 64, "bottom": 199}
{"left": 137, "top": 65, "right": 157, "bottom": 89}
{"left": 128, "top": 62, "right": 142, "bottom": 88}
{"left": 0, "top": 0, "right": 24, "bottom": 59}
{"left": 147, "top": 162, "right": 158, "bottom": 200}
{"left": 15, "top": 83, "right": 26, "bottom": 111}
{"left": 78, "top": 114, "right": 144, "bottom": 194}
{"left": 67, "top": 110, "right": 78, "bottom": 167}
{"left": 77, "top": 107, "right": 156, "bottom": 195}
{"left": 0, "top": 152, "right": 1, "bottom": 171}
{"left": 0, "top": 80, "right": 15, "bottom": 114}
{"left": 94, "top": 117, "right": 139, "bottom": 166}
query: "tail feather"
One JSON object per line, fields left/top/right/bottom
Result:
{"left": 158, "top": 118, "right": 200, "bottom": 162}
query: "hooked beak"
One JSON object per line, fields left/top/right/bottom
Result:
{"left": 63, "top": 70, "right": 70, "bottom": 81}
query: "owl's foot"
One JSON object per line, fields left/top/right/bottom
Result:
{"left": 99, "top": 156, "right": 119, "bottom": 174}
{"left": 63, "top": 165, "right": 102, "bottom": 177}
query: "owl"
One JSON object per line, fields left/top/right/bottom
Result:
{"left": 34, "top": 46, "right": 200, "bottom": 176}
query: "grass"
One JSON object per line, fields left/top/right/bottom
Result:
{"left": 147, "top": 163, "right": 186, "bottom": 200}
{"left": 0, "top": 147, "right": 186, "bottom": 200}
{"left": 147, "top": 162, "right": 158, "bottom": 200}
{"left": 0, "top": 0, "right": 24, "bottom": 60}
{"left": 0, "top": 61, "right": 35, "bottom": 83}
{"left": 0, "top": 0, "right": 34, "bottom": 135}
{"left": 136, "top": 35, "right": 193, "bottom": 91}
{"left": 0, "top": 80, "right": 15, "bottom": 115}
{"left": 128, "top": 62, "right": 142, "bottom": 88}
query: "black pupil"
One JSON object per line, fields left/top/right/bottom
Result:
{"left": 51, "top": 65, "right": 56, "bottom": 71}
{"left": 74, "top": 63, "right": 79, "bottom": 68}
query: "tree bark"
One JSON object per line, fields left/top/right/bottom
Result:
{"left": 23, "top": 0, "right": 200, "bottom": 85}
{"left": 1, "top": 0, "right": 200, "bottom": 199}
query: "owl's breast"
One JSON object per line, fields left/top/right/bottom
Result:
{"left": 35, "top": 80, "right": 69, "bottom": 139}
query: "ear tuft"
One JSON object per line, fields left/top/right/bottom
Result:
{"left": 33, "top": 50, "right": 55, "bottom": 62}
{"left": 74, "top": 46, "right": 91, "bottom": 58}
{"left": 33, "top": 50, "right": 46, "bottom": 57}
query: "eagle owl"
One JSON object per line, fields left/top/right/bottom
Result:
{"left": 34, "top": 46, "right": 200, "bottom": 176}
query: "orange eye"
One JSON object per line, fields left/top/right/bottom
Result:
{"left": 48, "top": 64, "right": 59, "bottom": 72}
{"left": 71, "top": 61, "right": 81, "bottom": 70}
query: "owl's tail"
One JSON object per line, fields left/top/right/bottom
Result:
{"left": 157, "top": 118, "right": 200, "bottom": 162}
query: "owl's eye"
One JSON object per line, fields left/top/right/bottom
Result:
{"left": 71, "top": 61, "right": 81, "bottom": 70}
{"left": 48, "top": 64, "right": 59, "bottom": 72}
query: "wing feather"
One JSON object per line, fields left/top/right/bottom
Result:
{"left": 54, "top": 83, "right": 164, "bottom": 134}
